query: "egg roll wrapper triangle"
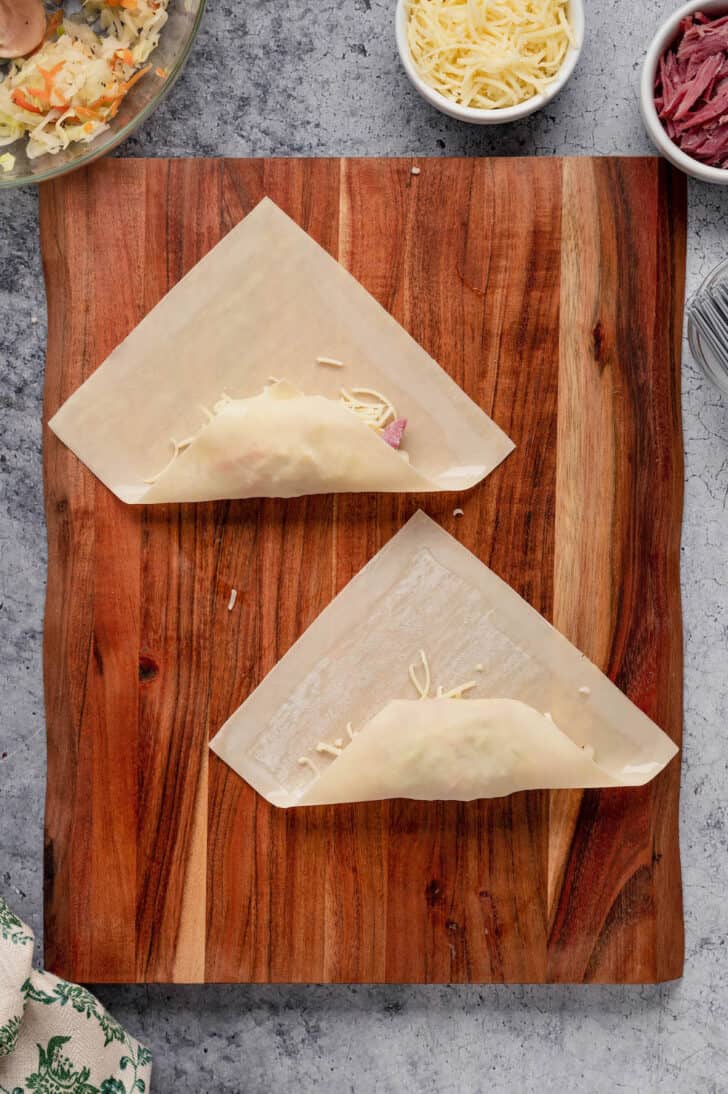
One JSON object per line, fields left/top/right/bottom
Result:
{"left": 48, "top": 197, "right": 514, "bottom": 503}
{"left": 209, "top": 512, "right": 679, "bottom": 808}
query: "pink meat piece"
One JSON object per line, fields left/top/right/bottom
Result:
{"left": 659, "top": 52, "right": 683, "bottom": 117}
{"left": 381, "top": 418, "right": 407, "bottom": 449}
{"left": 677, "top": 119, "right": 728, "bottom": 164}
{"left": 690, "top": 124, "right": 728, "bottom": 163}
{"left": 678, "top": 83, "right": 728, "bottom": 129}
{"left": 677, "top": 21, "right": 728, "bottom": 66}
{"left": 674, "top": 53, "right": 724, "bottom": 119}
{"left": 703, "top": 60, "right": 727, "bottom": 101}
{"left": 686, "top": 53, "right": 703, "bottom": 81}
{"left": 696, "top": 13, "right": 728, "bottom": 30}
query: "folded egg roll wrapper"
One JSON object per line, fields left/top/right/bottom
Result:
{"left": 143, "top": 382, "right": 436, "bottom": 503}
{"left": 48, "top": 198, "right": 514, "bottom": 503}
{"left": 210, "top": 512, "right": 678, "bottom": 808}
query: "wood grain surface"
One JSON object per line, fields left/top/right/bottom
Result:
{"left": 41, "top": 157, "right": 686, "bottom": 984}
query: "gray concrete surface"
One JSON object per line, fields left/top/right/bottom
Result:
{"left": 2, "top": 1, "right": 728, "bottom": 1090}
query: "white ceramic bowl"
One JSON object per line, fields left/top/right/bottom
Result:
{"left": 395, "top": 0, "right": 584, "bottom": 125}
{"left": 641, "top": 0, "right": 728, "bottom": 185}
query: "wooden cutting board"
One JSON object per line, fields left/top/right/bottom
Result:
{"left": 41, "top": 157, "right": 686, "bottom": 984}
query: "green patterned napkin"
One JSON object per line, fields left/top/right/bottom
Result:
{"left": 0, "top": 897, "right": 151, "bottom": 1094}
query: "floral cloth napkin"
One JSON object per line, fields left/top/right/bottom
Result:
{"left": 0, "top": 897, "right": 151, "bottom": 1094}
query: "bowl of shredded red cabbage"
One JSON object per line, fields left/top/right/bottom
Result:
{"left": 0, "top": 0, "right": 204, "bottom": 187}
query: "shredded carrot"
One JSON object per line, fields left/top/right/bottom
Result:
{"left": 121, "top": 64, "right": 151, "bottom": 93}
{"left": 155, "top": 66, "right": 166, "bottom": 78}
{"left": 115, "top": 48, "right": 134, "bottom": 66}
{"left": 89, "top": 65, "right": 149, "bottom": 113}
{"left": 89, "top": 89, "right": 118, "bottom": 107}
{"left": 75, "top": 105, "right": 104, "bottom": 121}
{"left": 11, "top": 89, "right": 44, "bottom": 115}
{"left": 26, "top": 62, "right": 65, "bottom": 104}
{"left": 84, "top": 122, "right": 94, "bottom": 132}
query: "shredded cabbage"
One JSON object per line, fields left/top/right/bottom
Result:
{"left": 0, "top": 0, "right": 168, "bottom": 159}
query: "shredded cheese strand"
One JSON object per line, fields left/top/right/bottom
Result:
{"left": 408, "top": 649, "right": 432, "bottom": 699}
{"left": 408, "top": 650, "right": 475, "bottom": 701}
{"left": 316, "top": 742, "right": 344, "bottom": 758}
{"left": 439, "top": 680, "right": 477, "bottom": 699}
{"left": 340, "top": 387, "right": 397, "bottom": 431}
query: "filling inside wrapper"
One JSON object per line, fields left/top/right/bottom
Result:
{"left": 210, "top": 512, "right": 678, "bottom": 808}
{"left": 140, "top": 381, "right": 435, "bottom": 503}
{"left": 48, "top": 197, "right": 514, "bottom": 503}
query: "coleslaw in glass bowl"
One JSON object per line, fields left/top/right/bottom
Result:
{"left": 0, "top": 0, "right": 204, "bottom": 188}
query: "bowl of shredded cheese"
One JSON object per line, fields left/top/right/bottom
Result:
{"left": 0, "top": 0, "right": 205, "bottom": 189}
{"left": 396, "top": 0, "right": 584, "bottom": 124}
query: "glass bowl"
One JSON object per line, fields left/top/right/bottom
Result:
{"left": 687, "top": 259, "right": 728, "bottom": 396}
{"left": 0, "top": 0, "right": 205, "bottom": 190}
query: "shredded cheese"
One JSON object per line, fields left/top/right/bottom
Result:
{"left": 316, "top": 356, "right": 344, "bottom": 368}
{"left": 408, "top": 650, "right": 478, "bottom": 701}
{"left": 340, "top": 387, "right": 397, "bottom": 431}
{"left": 298, "top": 756, "right": 319, "bottom": 776}
{"left": 143, "top": 437, "right": 191, "bottom": 484}
{"left": 439, "top": 680, "right": 477, "bottom": 699}
{"left": 409, "top": 649, "right": 432, "bottom": 699}
{"left": 0, "top": 153, "right": 15, "bottom": 173}
{"left": 316, "top": 742, "right": 344, "bottom": 758}
{"left": 227, "top": 588, "right": 238, "bottom": 611}
{"left": 405, "top": 0, "right": 574, "bottom": 111}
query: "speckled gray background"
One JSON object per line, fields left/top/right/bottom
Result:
{"left": 2, "top": 1, "right": 728, "bottom": 1091}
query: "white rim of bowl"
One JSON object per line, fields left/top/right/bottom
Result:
{"left": 641, "top": 0, "right": 728, "bottom": 183}
{"left": 395, "top": 0, "right": 585, "bottom": 124}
